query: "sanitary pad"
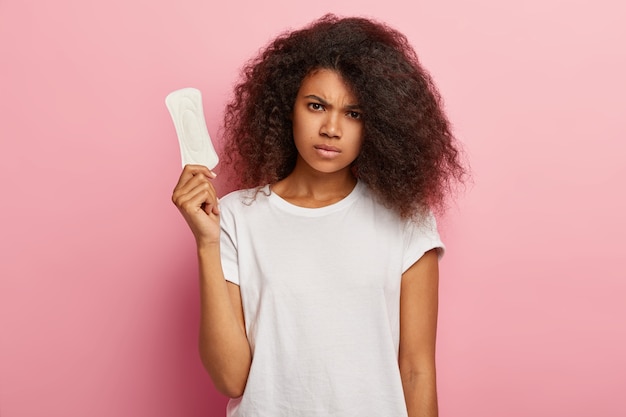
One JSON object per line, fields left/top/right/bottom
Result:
{"left": 165, "top": 88, "right": 219, "bottom": 170}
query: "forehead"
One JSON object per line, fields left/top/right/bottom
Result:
{"left": 298, "top": 69, "right": 357, "bottom": 100}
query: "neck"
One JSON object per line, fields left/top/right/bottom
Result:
{"left": 272, "top": 162, "right": 357, "bottom": 207}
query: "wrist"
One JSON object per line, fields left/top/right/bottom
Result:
{"left": 196, "top": 240, "right": 220, "bottom": 253}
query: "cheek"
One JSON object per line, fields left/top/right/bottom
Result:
{"left": 352, "top": 127, "right": 365, "bottom": 151}
{"left": 292, "top": 122, "right": 308, "bottom": 144}
{"left": 292, "top": 110, "right": 312, "bottom": 137}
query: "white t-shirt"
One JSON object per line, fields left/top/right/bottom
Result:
{"left": 219, "top": 181, "right": 444, "bottom": 417}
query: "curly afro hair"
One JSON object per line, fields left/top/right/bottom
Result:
{"left": 222, "top": 14, "right": 466, "bottom": 218}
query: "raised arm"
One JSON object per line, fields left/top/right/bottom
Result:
{"left": 399, "top": 248, "right": 440, "bottom": 417}
{"left": 172, "top": 165, "right": 251, "bottom": 398}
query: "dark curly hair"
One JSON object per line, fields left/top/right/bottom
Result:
{"left": 222, "top": 14, "right": 466, "bottom": 218}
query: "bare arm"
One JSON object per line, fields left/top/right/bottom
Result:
{"left": 172, "top": 165, "right": 251, "bottom": 398}
{"left": 399, "top": 249, "right": 440, "bottom": 417}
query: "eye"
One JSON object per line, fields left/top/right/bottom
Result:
{"left": 347, "top": 111, "right": 362, "bottom": 120}
{"left": 308, "top": 103, "right": 324, "bottom": 111}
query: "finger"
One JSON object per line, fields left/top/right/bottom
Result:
{"left": 210, "top": 197, "right": 220, "bottom": 216}
{"left": 173, "top": 165, "right": 201, "bottom": 190}
{"left": 173, "top": 173, "right": 209, "bottom": 201}
{"left": 188, "top": 164, "right": 217, "bottom": 179}
{"left": 173, "top": 164, "right": 216, "bottom": 191}
{"left": 173, "top": 169, "right": 216, "bottom": 204}
{"left": 177, "top": 180, "right": 219, "bottom": 211}
{"left": 176, "top": 186, "right": 215, "bottom": 217}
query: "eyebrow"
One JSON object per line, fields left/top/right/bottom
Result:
{"left": 304, "top": 94, "right": 361, "bottom": 110}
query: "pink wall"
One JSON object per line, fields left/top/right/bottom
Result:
{"left": 1, "top": 0, "right": 624, "bottom": 416}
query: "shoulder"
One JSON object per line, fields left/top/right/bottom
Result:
{"left": 360, "top": 182, "right": 444, "bottom": 254}
{"left": 219, "top": 185, "right": 271, "bottom": 212}
{"left": 405, "top": 209, "right": 439, "bottom": 234}
{"left": 218, "top": 185, "right": 274, "bottom": 233}
{"left": 359, "top": 182, "right": 438, "bottom": 231}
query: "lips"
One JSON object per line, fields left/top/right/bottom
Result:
{"left": 314, "top": 144, "right": 340, "bottom": 153}
{"left": 313, "top": 144, "right": 342, "bottom": 159}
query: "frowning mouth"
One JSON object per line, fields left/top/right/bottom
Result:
{"left": 314, "top": 145, "right": 341, "bottom": 153}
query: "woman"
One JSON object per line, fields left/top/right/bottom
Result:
{"left": 172, "top": 14, "right": 465, "bottom": 417}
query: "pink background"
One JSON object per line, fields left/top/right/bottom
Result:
{"left": 1, "top": 0, "right": 624, "bottom": 416}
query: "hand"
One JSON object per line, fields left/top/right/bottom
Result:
{"left": 172, "top": 164, "right": 221, "bottom": 247}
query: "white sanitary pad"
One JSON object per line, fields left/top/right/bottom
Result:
{"left": 165, "top": 88, "right": 219, "bottom": 170}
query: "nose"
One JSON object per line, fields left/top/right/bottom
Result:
{"left": 320, "top": 112, "right": 341, "bottom": 139}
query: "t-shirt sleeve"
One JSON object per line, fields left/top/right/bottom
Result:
{"left": 402, "top": 211, "right": 445, "bottom": 273}
{"left": 219, "top": 199, "right": 240, "bottom": 286}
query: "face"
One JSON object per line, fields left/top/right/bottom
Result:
{"left": 291, "top": 69, "right": 364, "bottom": 176}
